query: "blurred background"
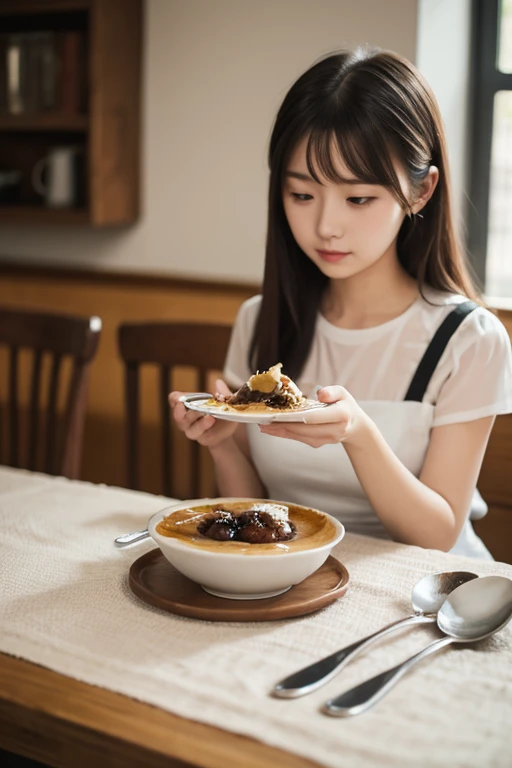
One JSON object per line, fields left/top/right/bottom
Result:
{"left": 1, "top": 0, "right": 493, "bottom": 284}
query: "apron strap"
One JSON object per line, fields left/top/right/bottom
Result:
{"left": 403, "top": 300, "right": 479, "bottom": 402}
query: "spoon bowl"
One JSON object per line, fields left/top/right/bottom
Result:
{"left": 324, "top": 575, "right": 512, "bottom": 717}
{"left": 438, "top": 575, "right": 512, "bottom": 641}
{"left": 272, "top": 570, "right": 477, "bottom": 698}
{"left": 410, "top": 571, "right": 478, "bottom": 615}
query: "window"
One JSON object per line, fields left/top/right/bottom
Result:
{"left": 469, "top": 0, "right": 512, "bottom": 299}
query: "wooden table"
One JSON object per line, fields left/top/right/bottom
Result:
{"left": 0, "top": 655, "right": 318, "bottom": 768}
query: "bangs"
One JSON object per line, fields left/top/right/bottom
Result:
{"left": 304, "top": 123, "right": 410, "bottom": 209}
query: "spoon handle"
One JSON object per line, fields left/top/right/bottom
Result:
{"left": 114, "top": 529, "right": 150, "bottom": 547}
{"left": 271, "top": 612, "right": 435, "bottom": 698}
{"left": 323, "top": 636, "right": 454, "bottom": 717}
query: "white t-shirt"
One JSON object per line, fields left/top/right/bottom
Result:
{"left": 225, "top": 289, "right": 512, "bottom": 425}
{"left": 223, "top": 289, "right": 512, "bottom": 557}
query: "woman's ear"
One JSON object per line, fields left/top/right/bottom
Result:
{"left": 412, "top": 166, "right": 439, "bottom": 214}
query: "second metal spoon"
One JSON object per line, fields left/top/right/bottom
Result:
{"left": 324, "top": 575, "right": 512, "bottom": 717}
{"left": 272, "top": 570, "right": 478, "bottom": 698}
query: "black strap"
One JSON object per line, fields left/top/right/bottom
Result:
{"left": 403, "top": 300, "right": 479, "bottom": 402}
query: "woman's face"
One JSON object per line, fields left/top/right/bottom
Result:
{"left": 282, "top": 137, "right": 411, "bottom": 280}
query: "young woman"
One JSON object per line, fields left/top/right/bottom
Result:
{"left": 170, "top": 48, "right": 512, "bottom": 559}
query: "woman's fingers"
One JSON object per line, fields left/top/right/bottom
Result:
{"left": 168, "top": 390, "right": 185, "bottom": 408}
{"left": 215, "top": 378, "right": 233, "bottom": 397}
{"left": 302, "top": 400, "right": 350, "bottom": 424}
{"left": 260, "top": 423, "right": 345, "bottom": 447}
{"left": 169, "top": 391, "right": 208, "bottom": 432}
{"left": 185, "top": 414, "right": 216, "bottom": 441}
{"left": 316, "top": 385, "right": 351, "bottom": 403}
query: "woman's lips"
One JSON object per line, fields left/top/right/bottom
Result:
{"left": 316, "top": 250, "right": 351, "bottom": 263}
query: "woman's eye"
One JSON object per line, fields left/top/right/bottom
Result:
{"left": 291, "top": 193, "right": 313, "bottom": 201}
{"left": 348, "top": 196, "right": 373, "bottom": 206}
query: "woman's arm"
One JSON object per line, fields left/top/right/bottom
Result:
{"left": 169, "top": 387, "right": 265, "bottom": 498}
{"left": 210, "top": 425, "right": 266, "bottom": 498}
{"left": 260, "top": 386, "right": 495, "bottom": 551}
{"left": 343, "top": 414, "right": 494, "bottom": 550}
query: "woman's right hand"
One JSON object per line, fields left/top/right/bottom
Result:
{"left": 168, "top": 379, "right": 238, "bottom": 448}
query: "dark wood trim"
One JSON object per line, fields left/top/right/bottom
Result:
{"left": 0, "top": 261, "right": 507, "bottom": 315}
{"left": 0, "top": 260, "right": 261, "bottom": 295}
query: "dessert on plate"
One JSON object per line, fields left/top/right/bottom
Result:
{"left": 210, "top": 363, "right": 307, "bottom": 413}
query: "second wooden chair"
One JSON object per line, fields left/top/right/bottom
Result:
{"left": 118, "top": 321, "right": 232, "bottom": 499}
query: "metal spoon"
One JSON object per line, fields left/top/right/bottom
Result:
{"left": 272, "top": 570, "right": 477, "bottom": 698}
{"left": 114, "top": 528, "right": 150, "bottom": 547}
{"left": 114, "top": 498, "right": 215, "bottom": 548}
{"left": 324, "top": 574, "right": 512, "bottom": 717}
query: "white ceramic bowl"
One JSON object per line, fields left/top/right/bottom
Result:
{"left": 148, "top": 497, "right": 345, "bottom": 600}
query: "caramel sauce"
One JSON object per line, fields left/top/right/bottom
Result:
{"left": 205, "top": 398, "right": 316, "bottom": 413}
{"left": 155, "top": 501, "right": 338, "bottom": 555}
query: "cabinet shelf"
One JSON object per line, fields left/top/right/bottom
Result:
{"left": 0, "top": 114, "right": 88, "bottom": 132}
{"left": 0, "top": 0, "right": 142, "bottom": 227}
{"left": 0, "top": 206, "right": 89, "bottom": 225}
{"left": 0, "top": 1, "right": 91, "bottom": 15}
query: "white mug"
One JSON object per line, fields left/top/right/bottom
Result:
{"left": 32, "top": 146, "right": 81, "bottom": 208}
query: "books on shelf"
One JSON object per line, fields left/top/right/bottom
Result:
{"left": 0, "top": 30, "right": 87, "bottom": 117}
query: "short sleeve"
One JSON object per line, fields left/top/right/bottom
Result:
{"left": 222, "top": 295, "right": 261, "bottom": 389}
{"left": 431, "top": 308, "right": 512, "bottom": 427}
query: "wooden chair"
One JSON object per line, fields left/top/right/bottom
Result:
{"left": 475, "top": 413, "right": 512, "bottom": 564}
{"left": 0, "top": 306, "right": 101, "bottom": 479}
{"left": 117, "top": 321, "right": 232, "bottom": 498}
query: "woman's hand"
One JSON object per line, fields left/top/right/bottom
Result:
{"left": 169, "top": 379, "right": 238, "bottom": 448}
{"left": 259, "top": 385, "right": 370, "bottom": 448}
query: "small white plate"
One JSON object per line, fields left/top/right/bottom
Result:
{"left": 180, "top": 393, "right": 331, "bottom": 424}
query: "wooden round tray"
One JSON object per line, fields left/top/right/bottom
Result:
{"left": 129, "top": 549, "right": 350, "bottom": 622}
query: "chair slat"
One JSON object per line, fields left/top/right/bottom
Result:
{"left": 61, "top": 361, "right": 89, "bottom": 479}
{"left": 9, "top": 346, "right": 19, "bottom": 467}
{"left": 160, "top": 365, "right": 171, "bottom": 498}
{"left": 126, "top": 363, "right": 139, "bottom": 490}
{"left": 190, "top": 440, "right": 200, "bottom": 500}
{"left": 118, "top": 322, "right": 232, "bottom": 498}
{"left": 45, "top": 354, "right": 62, "bottom": 474}
{"left": 28, "top": 350, "right": 43, "bottom": 471}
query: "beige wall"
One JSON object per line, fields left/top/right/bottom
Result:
{"left": 2, "top": 0, "right": 422, "bottom": 282}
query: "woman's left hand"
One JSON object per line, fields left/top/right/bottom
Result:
{"left": 259, "top": 385, "right": 369, "bottom": 448}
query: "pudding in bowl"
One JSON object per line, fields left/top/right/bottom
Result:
{"left": 148, "top": 498, "right": 345, "bottom": 600}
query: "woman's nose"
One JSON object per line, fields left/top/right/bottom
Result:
{"left": 316, "top": 200, "right": 344, "bottom": 240}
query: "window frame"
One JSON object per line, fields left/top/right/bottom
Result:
{"left": 468, "top": 0, "right": 512, "bottom": 291}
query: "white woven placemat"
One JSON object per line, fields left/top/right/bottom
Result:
{"left": 1, "top": 467, "right": 511, "bottom": 768}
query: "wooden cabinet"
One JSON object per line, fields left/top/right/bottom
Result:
{"left": 0, "top": 0, "right": 142, "bottom": 226}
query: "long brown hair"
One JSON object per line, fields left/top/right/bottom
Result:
{"left": 250, "top": 48, "right": 479, "bottom": 379}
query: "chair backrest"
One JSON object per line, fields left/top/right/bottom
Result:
{"left": 118, "top": 321, "right": 232, "bottom": 498}
{"left": 475, "top": 413, "right": 512, "bottom": 564}
{"left": 0, "top": 306, "right": 101, "bottom": 479}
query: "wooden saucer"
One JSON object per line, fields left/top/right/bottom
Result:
{"left": 129, "top": 549, "right": 350, "bottom": 622}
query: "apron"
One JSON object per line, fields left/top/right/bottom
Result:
{"left": 247, "top": 300, "right": 493, "bottom": 560}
